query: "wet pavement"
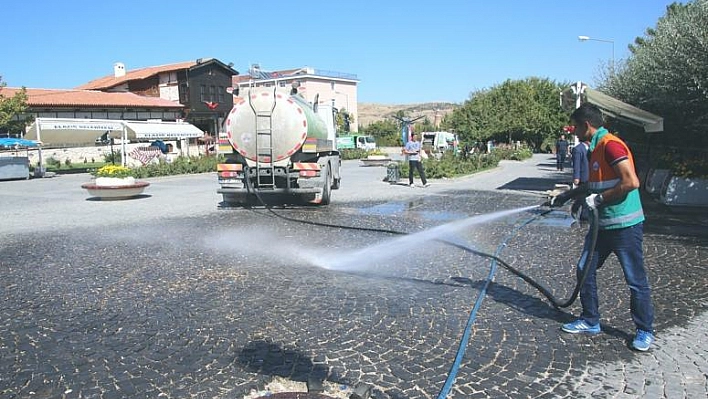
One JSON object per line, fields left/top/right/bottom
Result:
{"left": 1, "top": 154, "right": 707, "bottom": 398}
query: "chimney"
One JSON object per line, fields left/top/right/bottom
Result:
{"left": 114, "top": 62, "right": 126, "bottom": 78}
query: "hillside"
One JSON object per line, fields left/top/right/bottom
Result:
{"left": 356, "top": 102, "right": 459, "bottom": 127}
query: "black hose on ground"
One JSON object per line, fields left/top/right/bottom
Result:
{"left": 437, "top": 204, "right": 598, "bottom": 308}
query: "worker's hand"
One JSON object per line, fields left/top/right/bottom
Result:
{"left": 545, "top": 190, "right": 573, "bottom": 208}
{"left": 585, "top": 193, "right": 603, "bottom": 210}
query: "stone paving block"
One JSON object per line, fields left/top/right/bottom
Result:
{"left": 1, "top": 156, "right": 707, "bottom": 399}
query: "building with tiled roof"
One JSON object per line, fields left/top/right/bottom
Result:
{"left": 2, "top": 87, "right": 183, "bottom": 112}
{"left": 235, "top": 65, "right": 359, "bottom": 132}
{"left": 75, "top": 60, "right": 199, "bottom": 91}
{"left": 75, "top": 58, "right": 239, "bottom": 135}
{"left": 3, "top": 59, "right": 239, "bottom": 145}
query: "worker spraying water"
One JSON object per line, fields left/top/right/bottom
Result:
{"left": 545, "top": 103, "right": 655, "bottom": 352}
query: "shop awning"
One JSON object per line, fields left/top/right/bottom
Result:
{"left": 26, "top": 118, "right": 124, "bottom": 146}
{"left": 124, "top": 120, "right": 204, "bottom": 139}
{"left": 585, "top": 88, "right": 664, "bottom": 133}
{"left": 26, "top": 118, "right": 204, "bottom": 146}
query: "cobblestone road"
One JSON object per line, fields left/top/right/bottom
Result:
{"left": 1, "top": 155, "right": 706, "bottom": 398}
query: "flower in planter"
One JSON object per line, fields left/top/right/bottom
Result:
{"left": 92, "top": 165, "right": 134, "bottom": 178}
{"left": 90, "top": 165, "right": 138, "bottom": 187}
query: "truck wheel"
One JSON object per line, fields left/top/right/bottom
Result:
{"left": 321, "top": 164, "right": 332, "bottom": 205}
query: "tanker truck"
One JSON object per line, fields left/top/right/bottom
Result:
{"left": 216, "top": 86, "right": 341, "bottom": 206}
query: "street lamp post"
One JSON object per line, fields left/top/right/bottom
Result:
{"left": 578, "top": 35, "right": 615, "bottom": 75}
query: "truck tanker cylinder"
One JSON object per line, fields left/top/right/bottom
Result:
{"left": 225, "top": 87, "right": 329, "bottom": 163}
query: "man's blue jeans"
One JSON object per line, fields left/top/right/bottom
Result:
{"left": 576, "top": 222, "right": 654, "bottom": 332}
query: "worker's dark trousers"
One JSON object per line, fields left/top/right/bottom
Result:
{"left": 577, "top": 223, "right": 654, "bottom": 332}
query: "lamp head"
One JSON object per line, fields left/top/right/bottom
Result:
{"left": 578, "top": 35, "right": 590, "bottom": 41}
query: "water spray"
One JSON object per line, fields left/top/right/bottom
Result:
{"left": 237, "top": 183, "right": 600, "bottom": 399}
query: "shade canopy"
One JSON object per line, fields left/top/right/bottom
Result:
{"left": 25, "top": 118, "right": 124, "bottom": 146}
{"left": 26, "top": 118, "right": 204, "bottom": 147}
{"left": 124, "top": 120, "right": 204, "bottom": 139}
{"left": 584, "top": 88, "right": 664, "bottom": 133}
{"left": 561, "top": 83, "right": 664, "bottom": 133}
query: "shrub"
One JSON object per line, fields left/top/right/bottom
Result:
{"left": 656, "top": 152, "right": 708, "bottom": 179}
{"left": 340, "top": 149, "right": 370, "bottom": 160}
{"left": 104, "top": 151, "right": 122, "bottom": 164}
{"left": 130, "top": 155, "right": 223, "bottom": 178}
{"left": 45, "top": 157, "right": 61, "bottom": 168}
{"left": 491, "top": 145, "right": 533, "bottom": 161}
{"left": 399, "top": 152, "right": 502, "bottom": 179}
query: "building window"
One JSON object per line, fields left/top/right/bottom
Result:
{"left": 210, "top": 86, "right": 216, "bottom": 102}
{"left": 180, "top": 83, "right": 189, "bottom": 104}
{"left": 331, "top": 81, "right": 335, "bottom": 90}
{"left": 200, "top": 85, "right": 206, "bottom": 102}
{"left": 218, "top": 86, "right": 225, "bottom": 103}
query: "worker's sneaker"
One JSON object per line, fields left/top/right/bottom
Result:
{"left": 561, "top": 319, "right": 601, "bottom": 334}
{"left": 631, "top": 329, "right": 654, "bottom": 351}
{"left": 423, "top": 183, "right": 430, "bottom": 187}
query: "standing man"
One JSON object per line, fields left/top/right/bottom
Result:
{"left": 570, "top": 139, "right": 591, "bottom": 220}
{"left": 403, "top": 133, "right": 429, "bottom": 187}
{"left": 555, "top": 134, "right": 570, "bottom": 171}
{"left": 553, "top": 103, "right": 654, "bottom": 351}
{"left": 571, "top": 140, "right": 590, "bottom": 188}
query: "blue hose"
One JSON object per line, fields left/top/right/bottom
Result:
{"left": 435, "top": 211, "right": 551, "bottom": 399}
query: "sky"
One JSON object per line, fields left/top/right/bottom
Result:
{"left": 0, "top": 0, "right": 678, "bottom": 104}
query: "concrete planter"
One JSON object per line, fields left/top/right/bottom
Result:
{"left": 360, "top": 155, "right": 392, "bottom": 167}
{"left": 659, "top": 175, "right": 708, "bottom": 207}
{"left": 81, "top": 178, "right": 150, "bottom": 200}
{"left": 95, "top": 176, "right": 137, "bottom": 187}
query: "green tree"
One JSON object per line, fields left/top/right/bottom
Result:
{"left": 359, "top": 118, "right": 400, "bottom": 146}
{"left": 443, "top": 77, "right": 569, "bottom": 150}
{"left": 602, "top": 0, "right": 708, "bottom": 146}
{"left": 416, "top": 116, "right": 436, "bottom": 133}
{"left": 0, "top": 77, "right": 31, "bottom": 134}
{"left": 336, "top": 108, "right": 355, "bottom": 133}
